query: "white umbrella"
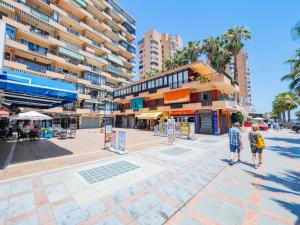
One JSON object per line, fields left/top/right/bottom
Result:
{"left": 253, "top": 117, "right": 264, "bottom": 121}
{"left": 9, "top": 111, "right": 52, "bottom": 121}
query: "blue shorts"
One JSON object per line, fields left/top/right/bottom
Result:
{"left": 230, "top": 145, "right": 241, "bottom": 153}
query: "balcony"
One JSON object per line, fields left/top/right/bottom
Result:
{"left": 106, "top": 65, "right": 123, "bottom": 75}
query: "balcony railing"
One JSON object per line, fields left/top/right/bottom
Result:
{"left": 106, "top": 65, "right": 122, "bottom": 74}
{"left": 169, "top": 80, "right": 188, "bottom": 89}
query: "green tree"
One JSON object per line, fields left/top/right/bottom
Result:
{"left": 224, "top": 26, "right": 252, "bottom": 81}
{"left": 280, "top": 92, "right": 300, "bottom": 121}
{"left": 281, "top": 49, "right": 300, "bottom": 95}
{"left": 231, "top": 111, "right": 244, "bottom": 125}
{"left": 296, "top": 110, "right": 300, "bottom": 120}
{"left": 203, "top": 36, "right": 222, "bottom": 65}
{"left": 185, "top": 41, "right": 203, "bottom": 63}
{"left": 210, "top": 48, "right": 232, "bottom": 73}
{"left": 292, "top": 20, "right": 300, "bottom": 41}
{"left": 272, "top": 94, "right": 286, "bottom": 121}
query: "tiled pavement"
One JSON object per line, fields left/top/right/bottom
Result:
{"left": 0, "top": 130, "right": 299, "bottom": 225}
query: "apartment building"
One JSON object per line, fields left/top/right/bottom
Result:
{"left": 226, "top": 50, "right": 251, "bottom": 105}
{"left": 138, "top": 28, "right": 183, "bottom": 78}
{"left": 0, "top": 0, "right": 136, "bottom": 128}
{"left": 113, "top": 61, "right": 240, "bottom": 135}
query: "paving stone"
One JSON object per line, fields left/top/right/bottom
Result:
{"left": 45, "top": 184, "right": 70, "bottom": 203}
{"left": 136, "top": 210, "right": 165, "bottom": 225}
{"left": 0, "top": 183, "right": 11, "bottom": 198}
{"left": 11, "top": 215, "right": 39, "bottom": 225}
{"left": 41, "top": 173, "right": 61, "bottom": 186}
{"left": 53, "top": 200, "right": 78, "bottom": 219}
{"left": 0, "top": 199, "right": 8, "bottom": 211}
{"left": 259, "top": 214, "right": 287, "bottom": 225}
{"left": 95, "top": 215, "right": 123, "bottom": 225}
{"left": 10, "top": 179, "right": 33, "bottom": 194}
{"left": 152, "top": 200, "right": 177, "bottom": 220}
{"left": 56, "top": 208, "right": 85, "bottom": 225}
{"left": 81, "top": 200, "right": 106, "bottom": 219}
{"left": 8, "top": 193, "right": 35, "bottom": 219}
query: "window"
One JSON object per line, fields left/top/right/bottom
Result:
{"left": 142, "top": 82, "right": 147, "bottom": 90}
{"left": 178, "top": 72, "right": 183, "bottom": 83}
{"left": 150, "top": 61, "right": 158, "bottom": 66}
{"left": 150, "top": 40, "right": 158, "bottom": 45}
{"left": 168, "top": 75, "right": 173, "bottom": 84}
{"left": 139, "top": 50, "right": 143, "bottom": 54}
{"left": 150, "top": 51, "right": 158, "bottom": 55}
{"left": 183, "top": 70, "right": 188, "bottom": 82}
{"left": 164, "top": 76, "right": 168, "bottom": 86}
{"left": 173, "top": 73, "right": 178, "bottom": 83}
{"left": 139, "top": 65, "right": 144, "bottom": 69}
{"left": 6, "top": 25, "right": 16, "bottom": 40}
{"left": 139, "top": 60, "right": 143, "bottom": 64}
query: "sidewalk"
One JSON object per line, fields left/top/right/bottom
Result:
{"left": 0, "top": 130, "right": 298, "bottom": 225}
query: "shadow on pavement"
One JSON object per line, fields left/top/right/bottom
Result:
{"left": 246, "top": 169, "right": 300, "bottom": 223}
{"left": 272, "top": 199, "right": 300, "bottom": 225}
{"left": 266, "top": 137, "right": 300, "bottom": 145}
{"left": 246, "top": 170, "right": 300, "bottom": 195}
{"left": 268, "top": 146, "right": 300, "bottom": 159}
{"left": 11, "top": 139, "right": 73, "bottom": 164}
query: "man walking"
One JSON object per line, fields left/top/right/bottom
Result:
{"left": 228, "top": 122, "right": 243, "bottom": 165}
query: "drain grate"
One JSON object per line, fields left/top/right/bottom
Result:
{"left": 78, "top": 161, "right": 140, "bottom": 184}
{"left": 198, "top": 139, "right": 218, "bottom": 143}
{"left": 160, "top": 147, "right": 191, "bottom": 156}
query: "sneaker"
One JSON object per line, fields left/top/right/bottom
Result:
{"left": 237, "top": 160, "right": 241, "bottom": 163}
{"left": 229, "top": 160, "right": 234, "bottom": 166}
{"left": 256, "top": 163, "right": 260, "bottom": 168}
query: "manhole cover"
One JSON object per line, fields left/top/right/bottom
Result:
{"left": 198, "top": 139, "right": 218, "bottom": 143}
{"left": 160, "top": 147, "right": 191, "bottom": 156}
{"left": 78, "top": 161, "right": 140, "bottom": 184}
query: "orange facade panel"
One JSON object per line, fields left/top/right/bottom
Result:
{"left": 164, "top": 89, "right": 190, "bottom": 104}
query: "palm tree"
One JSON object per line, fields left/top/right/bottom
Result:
{"left": 210, "top": 48, "right": 232, "bottom": 73}
{"left": 292, "top": 20, "right": 300, "bottom": 41}
{"left": 185, "top": 41, "right": 203, "bottom": 63}
{"left": 203, "top": 36, "right": 223, "bottom": 65}
{"left": 280, "top": 92, "right": 300, "bottom": 121}
{"left": 296, "top": 110, "right": 300, "bottom": 120}
{"left": 162, "top": 57, "right": 174, "bottom": 71}
{"left": 272, "top": 95, "right": 286, "bottom": 122}
{"left": 224, "top": 26, "right": 252, "bottom": 81}
{"left": 281, "top": 49, "right": 300, "bottom": 95}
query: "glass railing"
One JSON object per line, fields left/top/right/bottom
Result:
{"left": 68, "top": 14, "right": 81, "bottom": 23}
{"left": 107, "top": 65, "right": 122, "bottom": 74}
{"left": 67, "top": 27, "right": 80, "bottom": 37}
{"left": 30, "top": 7, "right": 50, "bottom": 21}
{"left": 29, "top": 27, "right": 49, "bottom": 38}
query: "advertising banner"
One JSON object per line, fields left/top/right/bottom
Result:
{"left": 167, "top": 119, "right": 175, "bottom": 144}
{"left": 104, "top": 124, "right": 112, "bottom": 143}
{"left": 189, "top": 123, "right": 195, "bottom": 139}
{"left": 180, "top": 122, "right": 190, "bottom": 138}
{"left": 111, "top": 130, "right": 116, "bottom": 148}
{"left": 118, "top": 131, "right": 126, "bottom": 152}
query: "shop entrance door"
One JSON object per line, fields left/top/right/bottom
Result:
{"left": 220, "top": 114, "right": 229, "bottom": 134}
{"left": 199, "top": 113, "right": 213, "bottom": 134}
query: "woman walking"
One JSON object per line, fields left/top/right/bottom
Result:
{"left": 248, "top": 124, "right": 264, "bottom": 168}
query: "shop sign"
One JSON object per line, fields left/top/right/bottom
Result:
{"left": 180, "top": 122, "right": 190, "bottom": 138}
{"left": 118, "top": 131, "right": 126, "bottom": 152}
{"left": 170, "top": 110, "right": 196, "bottom": 116}
{"left": 131, "top": 98, "right": 144, "bottom": 110}
{"left": 111, "top": 130, "right": 116, "bottom": 148}
{"left": 222, "top": 109, "right": 231, "bottom": 115}
{"left": 167, "top": 119, "right": 175, "bottom": 144}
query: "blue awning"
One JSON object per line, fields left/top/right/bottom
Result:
{"left": 0, "top": 69, "right": 78, "bottom": 109}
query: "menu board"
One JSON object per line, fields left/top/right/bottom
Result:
{"left": 118, "top": 131, "right": 126, "bottom": 152}
{"left": 111, "top": 130, "right": 116, "bottom": 148}
{"left": 180, "top": 122, "right": 190, "bottom": 138}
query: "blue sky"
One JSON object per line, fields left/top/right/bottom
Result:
{"left": 118, "top": 0, "right": 300, "bottom": 114}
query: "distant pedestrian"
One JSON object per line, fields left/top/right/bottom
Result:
{"left": 16, "top": 122, "right": 23, "bottom": 140}
{"left": 228, "top": 122, "right": 243, "bottom": 165}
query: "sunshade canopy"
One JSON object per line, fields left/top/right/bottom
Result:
{"left": 0, "top": 68, "right": 77, "bottom": 109}
{"left": 10, "top": 111, "right": 52, "bottom": 121}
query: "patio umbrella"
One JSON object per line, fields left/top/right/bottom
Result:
{"left": 9, "top": 111, "right": 52, "bottom": 121}
{"left": 253, "top": 117, "right": 264, "bottom": 121}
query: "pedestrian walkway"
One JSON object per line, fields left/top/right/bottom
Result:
{"left": 0, "top": 130, "right": 298, "bottom": 225}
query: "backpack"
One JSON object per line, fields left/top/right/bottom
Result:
{"left": 256, "top": 134, "right": 266, "bottom": 149}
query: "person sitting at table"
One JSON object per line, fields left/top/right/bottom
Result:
{"left": 30, "top": 126, "right": 40, "bottom": 142}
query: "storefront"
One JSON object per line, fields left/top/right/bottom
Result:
{"left": 170, "top": 110, "right": 196, "bottom": 123}
{"left": 115, "top": 114, "right": 135, "bottom": 128}
{"left": 51, "top": 113, "right": 80, "bottom": 129}
{"left": 80, "top": 114, "right": 103, "bottom": 129}
{"left": 136, "top": 112, "right": 162, "bottom": 130}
